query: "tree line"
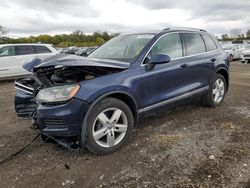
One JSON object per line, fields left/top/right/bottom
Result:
{"left": 0, "top": 26, "right": 118, "bottom": 47}
{"left": 221, "top": 28, "right": 250, "bottom": 41}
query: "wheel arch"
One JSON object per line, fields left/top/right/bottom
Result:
{"left": 81, "top": 91, "right": 139, "bottom": 146}
{"left": 216, "top": 68, "right": 229, "bottom": 92}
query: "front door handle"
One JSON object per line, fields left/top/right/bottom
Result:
{"left": 210, "top": 58, "right": 216, "bottom": 62}
{"left": 180, "top": 64, "right": 188, "bottom": 68}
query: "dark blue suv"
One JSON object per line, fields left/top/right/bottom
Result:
{"left": 15, "top": 28, "right": 229, "bottom": 154}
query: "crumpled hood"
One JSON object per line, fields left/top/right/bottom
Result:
{"left": 23, "top": 54, "right": 130, "bottom": 72}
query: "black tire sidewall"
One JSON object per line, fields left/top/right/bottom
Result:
{"left": 85, "top": 98, "right": 134, "bottom": 154}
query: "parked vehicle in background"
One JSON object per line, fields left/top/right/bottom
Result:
{"left": 0, "top": 43, "right": 58, "bottom": 78}
{"left": 240, "top": 44, "right": 250, "bottom": 64}
{"left": 222, "top": 43, "right": 244, "bottom": 62}
{"left": 75, "top": 46, "right": 98, "bottom": 56}
{"left": 63, "top": 46, "right": 79, "bottom": 54}
{"left": 15, "top": 28, "right": 229, "bottom": 154}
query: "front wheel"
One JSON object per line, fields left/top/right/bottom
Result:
{"left": 201, "top": 74, "right": 227, "bottom": 107}
{"left": 85, "top": 98, "right": 134, "bottom": 154}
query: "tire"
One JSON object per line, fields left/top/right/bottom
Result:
{"left": 85, "top": 97, "right": 134, "bottom": 155}
{"left": 229, "top": 54, "right": 233, "bottom": 62}
{"left": 201, "top": 74, "right": 227, "bottom": 107}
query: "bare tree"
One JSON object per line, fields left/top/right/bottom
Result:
{"left": 230, "top": 28, "right": 241, "bottom": 39}
{"left": 0, "top": 25, "right": 8, "bottom": 38}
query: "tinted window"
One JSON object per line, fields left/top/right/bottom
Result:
{"left": 183, "top": 33, "right": 206, "bottom": 55}
{"left": 0, "top": 46, "right": 15, "bottom": 57}
{"left": 202, "top": 34, "right": 217, "bottom": 51}
{"left": 151, "top": 33, "right": 183, "bottom": 59}
{"left": 15, "top": 46, "right": 35, "bottom": 55}
{"left": 34, "top": 46, "right": 52, "bottom": 54}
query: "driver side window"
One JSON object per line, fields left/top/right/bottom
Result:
{"left": 150, "top": 33, "right": 183, "bottom": 59}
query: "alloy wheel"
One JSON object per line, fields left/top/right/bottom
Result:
{"left": 92, "top": 108, "right": 128, "bottom": 148}
{"left": 212, "top": 78, "right": 225, "bottom": 103}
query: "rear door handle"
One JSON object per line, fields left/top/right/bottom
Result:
{"left": 210, "top": 58, "right": 216, "bottom": 62}
{"left": 180, "top": 64, "right": 188, "bottom": 68}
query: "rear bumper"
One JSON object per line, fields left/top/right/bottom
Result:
{"left": 36, "top": 98, "right": 89, "bottom": 137}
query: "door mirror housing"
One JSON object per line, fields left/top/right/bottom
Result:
{"left": 149, "top": 53, "right": 171, "bottom": 65}
{"left": 145, "top": 54, "right": 171, "bottom": 71}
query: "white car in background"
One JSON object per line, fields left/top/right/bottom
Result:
{"left": 240, "top": 44, "right": 250, "bottom": 64}
{"left": 221, "top": 43, "right": 244, "bottom": 62}
{"left": 0, "top": 43, "right": 58, "bottom": 79}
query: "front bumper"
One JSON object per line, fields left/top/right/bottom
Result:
{"left": 240, "top": 55, "right": 250, "bottom": 62}
{"left": 36, "top": 98, "right": 89, "bottom": 137}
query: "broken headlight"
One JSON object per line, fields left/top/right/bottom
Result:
{"left": 36, "top": 84, "right": 80, "bottom": 103}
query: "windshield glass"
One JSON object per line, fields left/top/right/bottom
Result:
{"left": 88, "top": 34, "right": 154, "bottom": 61}
{"left": 222, "top": 44, "right": 234, "bottom": 50}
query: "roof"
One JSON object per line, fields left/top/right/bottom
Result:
{"left": 119, "top": 27, "right": 207, "bottom": 36}
{"left": 0, "top": 43, "right": 52, "bottom": 47}
{"left": 163, "top": 27, "right": 207, "bottom": 32}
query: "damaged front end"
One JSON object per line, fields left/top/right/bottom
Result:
{"left": 14, "top": 54, "right": 129, "bottom": 148}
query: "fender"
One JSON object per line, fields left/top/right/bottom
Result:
{"left": 210, "top": 65, "right": 229, "bottom": 91}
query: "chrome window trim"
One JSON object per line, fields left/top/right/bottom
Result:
{"left": 141, "top": 31, "right": 219, "bottom": 66}
{"left": 138, "top": 86, "right": 209, "bottom": 113}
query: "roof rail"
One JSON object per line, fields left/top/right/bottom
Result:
{"left": 163, "top": 27, "right": 207, "bottom": 32}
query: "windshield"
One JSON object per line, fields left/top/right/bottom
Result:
{"left": 88, "top": 34, "right": 154, "bottom": 61}
{"left": 222, "top": 44, "right": 234, "bottom": 50}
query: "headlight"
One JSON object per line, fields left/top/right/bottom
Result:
{"left": 36, "top": 84, "right": 80, "bottom": 103}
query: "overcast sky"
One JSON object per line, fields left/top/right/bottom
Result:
{"left": 0, "top": 0, "right": 249, "bottom": 37}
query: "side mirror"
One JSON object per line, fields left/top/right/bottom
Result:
{"left": 145, "top": 54, "right": 171, "bottom": 71}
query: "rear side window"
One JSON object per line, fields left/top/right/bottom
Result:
{"left": 183, "top": 33, "right": 206, "bottom": 56}
{"left": 34, "top": 46, "right": 52, "bottom": 54}
{"left": 15, "top": 46, "right": 35, "bottom": 55}
{"left": 151, "top": 33, "right": 183, "bottom": 59}
{"left": 202, "top": 34, "right": 217, "bottom": 51}
{"left": 0, "top": 46, "right": 15, "bottom": 57}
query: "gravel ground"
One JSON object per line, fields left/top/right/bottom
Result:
{"left": 0, "top": 62, "right": 249, "bottom": 188}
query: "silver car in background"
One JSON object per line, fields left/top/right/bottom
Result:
{"left": 240, "top": 44, "right": 250, "bottom": 64}
{"left": 221, "top": 43, "right": 244, "bottom": 62}
{"left": 0, "top": 43, "right": 58, "bottom": 79}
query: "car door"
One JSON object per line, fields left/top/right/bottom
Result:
{"left": 12, "top": 45, "right": 37, "bottom": 76}
{"left": 140, "top": 32, "right": 191, "bottom": 110}
{"left": 33, "top": 45, "right": 56, "bottom": 60}
{"left": 180, "top": 33, "right": 214, "bottom": 92}
{"left": 0, "top": 46, "right": 24, "bottom": 78}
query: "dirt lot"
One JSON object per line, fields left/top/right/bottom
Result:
{"left": 0, "top": 62, "right": 249, "bottom": 188}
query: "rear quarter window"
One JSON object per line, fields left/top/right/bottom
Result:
{"left": 202, "top": 34, "right": 217, "bottom": 51}
{"left": 183, "top": 33, "right": 206, "bottom": 56}
{"left": 34, "top": 46, "right": 52, "bottom": 54}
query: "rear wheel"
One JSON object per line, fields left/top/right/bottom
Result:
{"left": 85, "top": 98, "right": 133, "bottom": 154}
{"left": 201, "top": 74, "right": 226, "bottom": 107}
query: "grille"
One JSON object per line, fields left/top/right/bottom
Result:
{"left": 15, "top": 81, "right": 34, "bottom": 95}
{"left": 244, "top": 54, "right": 250, "bottom": 57}
{"left": 15, "top": 103, "right": 37, "bottom": 117}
